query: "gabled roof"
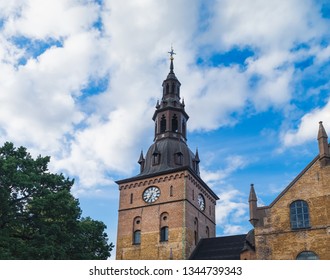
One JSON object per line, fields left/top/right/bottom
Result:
{"left": 189, "top": 234, "right": 247, "bottom": 260}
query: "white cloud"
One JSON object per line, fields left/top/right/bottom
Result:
{"left": 200, "top": 155, "right": 251, "bottom": 234}
{"left": 0, "top": 29, "right": 110, "bottom": 154}
{"left": 184, "top": 65, "right": 249, "bottom": 130}
{"left": 250, "top": 66, "right": 294, "bottom": 111}
{"left": 282, "top": 101, "right": 330, "bottom": 147}
{"left": 201, "top": 0, "right": 329, "bottom": 114}
{"left": 54, "top": 105, "right": 153, "bottom": 190}
{"left": 222, "top": 225, "right": 246, "bottom": 236}
{"left": 201, "top": 155, "right": 248, "bottom": 189}
{"left": 0, "top": 0, "right": 329, "bottom": 196}
{"left": 3, "top": 0, "right": 100, "bottom": 39}
{"left": 208, "top": 0, "right": 326, "bottom": 51}
{"left": 215, "top": 189, "right": 249, "bottom": 235}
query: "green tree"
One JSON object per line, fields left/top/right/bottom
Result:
{"left": 0, "top": 142, "right": 113, "bottom": 259}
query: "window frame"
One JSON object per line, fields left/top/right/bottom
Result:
{"left": 290, "top": 200, "right": 310, "bottom": 230}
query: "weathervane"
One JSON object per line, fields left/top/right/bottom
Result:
{"left": 168, "top": 46, "right": 176, "bottom": 61}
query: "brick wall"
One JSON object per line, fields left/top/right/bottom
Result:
{"left": 116, "top": 170, "right": 217, "bottom": 260}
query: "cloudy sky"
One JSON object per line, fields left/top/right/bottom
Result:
{"left": 1, "top": 0, "right": 330, "bottom": 255}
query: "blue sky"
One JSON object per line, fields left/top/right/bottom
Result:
{"left": 1, "top": 0, "right": 330, "bottom": 257}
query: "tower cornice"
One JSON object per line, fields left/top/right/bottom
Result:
{"left": 116, "top": 166, "right": 219, "bottom": 201}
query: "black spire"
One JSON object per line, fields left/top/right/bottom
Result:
{"left": 138, "top": 150, "right": 145, "bottom": 173}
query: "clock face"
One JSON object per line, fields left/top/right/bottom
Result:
{"left": 143, "top": 186, "right": 161, "bottom": 203}
{"left": 198, "top": 194, "right": 205, "bottom": 211}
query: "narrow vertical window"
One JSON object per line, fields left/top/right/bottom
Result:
{"left": 170, "top": 185, "right": 173, "bottom": 197}
{"left": 133, "top": 230, "right": 141, "bottom": 245}
{"left": 194, "top": 218, "right": 198, "bottom": 245}
{"left": 160, "top": 226, "right": 169, "bottom": 242}
{"left": 130, "top": 193, "right": 133, "bottom": 204}
{"left": 160, "top": 115, "right": 166, "bottom": 133}
{"left": 206, "top": 226, "right": 210, "bottom": 238}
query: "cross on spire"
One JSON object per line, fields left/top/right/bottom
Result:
{"left": 168, "top": 46, "right": 176, "bottom": 61}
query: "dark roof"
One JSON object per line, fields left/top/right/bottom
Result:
{"left": 189, "top": 234, "right": 247, "bottom": 260}
{"left": 140, "top": 138, "right": 196, "bottom": 177}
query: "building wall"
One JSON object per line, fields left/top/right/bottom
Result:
{"left": 254, "top": 160, "right": 330, "bottom": 260}
{"left": 184, "top": 175, "right": 216, "bottom": 257}
{"left": 116, "top": 170, "right": 216, "bottom": 260}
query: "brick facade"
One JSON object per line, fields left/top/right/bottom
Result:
{"left": 116, "top": 170, "right": 217, "bottom": 260}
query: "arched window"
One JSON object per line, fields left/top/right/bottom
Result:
{"left": 133, "top": 216, "right": 141, "bottom": 245}
{"left": 133, "top": 230, "right": 141, "bottom": 245}
{"left": 296, "top": 251, "right": 319, "bottom": 260}
{"left": 166, "top": 84, "right": 169, "bottom": 94}
{"left": 172, "top": 115, "right": 178, "bottom": 132}
{"left": 206, "top": 226, "right": 210, "bottom": 238}
{"left": 160, "top": 212, "right": 169, "bottom": 242}
{"left": 290, "top": 200, "right": 310, "bottom": 229}
{"left": 160, "top": 115, "right": 166, "bottom": 133}
{"left": 160, "top": 226, "right": 169, "bottom": 242}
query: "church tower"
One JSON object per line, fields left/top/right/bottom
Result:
{"left": 115, "top": 49, "right": 219, "bottom": 260}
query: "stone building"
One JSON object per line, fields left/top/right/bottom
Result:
{"left": 245, "top": 121, "right": 330, "bottom": 260}
{"left": 115, "top": 50, "right": 219, "bottom": 260}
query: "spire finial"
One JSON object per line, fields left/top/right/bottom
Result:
{"left": 168, "top": 46, "right": 176, "bottom": 74}
{"left": 249, "top": 184, "right": 257, "bottom": 202}
{"left": 318, "top": 121, "right": 328, "bottom": 140}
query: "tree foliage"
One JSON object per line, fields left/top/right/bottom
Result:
{"left": 0, "top": 142, "right": 113, "bottom": 259}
